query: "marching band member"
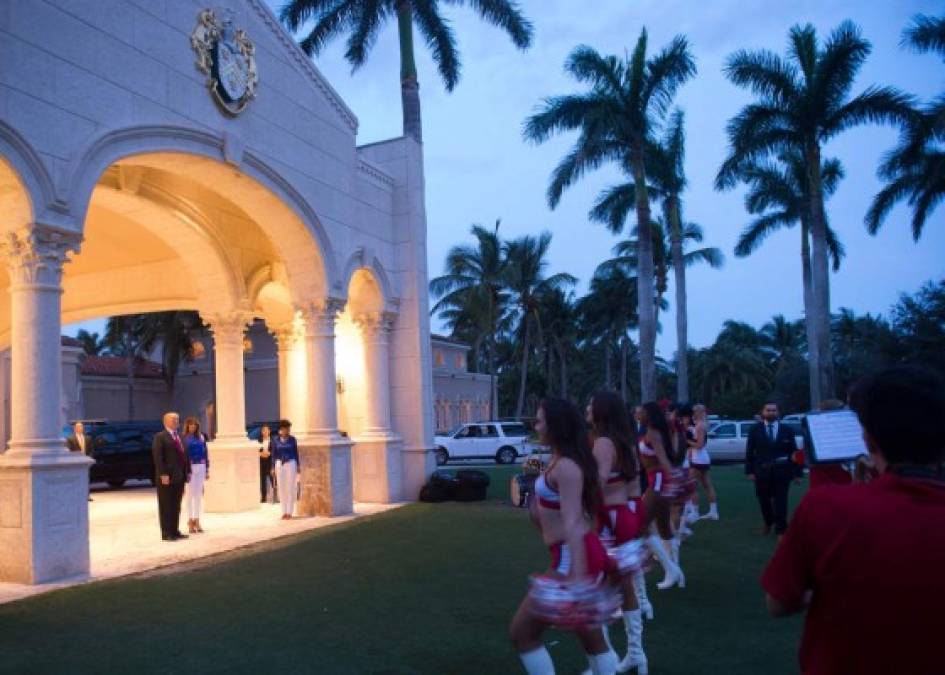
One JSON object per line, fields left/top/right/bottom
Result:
{"left": 510, "top": 398, "right": 618, "bottom": 675}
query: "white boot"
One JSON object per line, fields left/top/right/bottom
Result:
{"left": 648, "top": 535, "right": 684, "bottom": 590}
{"left": 683, "top": 502, "right": 699, "bottom": 524}
{"left": 633, "top": 570, "right": 653, "bottom": 620}
{"left": 670, "top": 535, "right": 681, "bottom": 566}
{"left": 706, "top": 502, "right": 719, "bottom": 520}
{"left": 588, "top": 648, "right": 619, "bottom": 675}
{"left": 581, "top": 625, "right": 615, "bottom": 675}
{"left": 616, "top": 609, "right": 647, "bottom": 674}
{"left": 519, "top": 646, "right": 555, "bottom": 675}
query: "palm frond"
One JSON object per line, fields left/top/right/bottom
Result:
{"left": 724, "top": 48, "right": 799, "bottom": 102}
{"left": 413, "top": 0, "right": 461, "bottom": 90}
{"left": 343, "top": 0, "right": 388, "bottom": 68}
{"left": 447, "top": 0, "right": 533, "bottom": 49}
{"left": 902, "top": 13, "right": 945, "bottom": 57}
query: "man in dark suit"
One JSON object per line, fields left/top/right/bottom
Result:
{"left": 152, "top": 412, "right": 191, "bottom": 541}
{"left": 67, "top": 421, "right": 94, "bottom": 502}
{"left": 746, "top": 402, "right": 802, "bottom": 537}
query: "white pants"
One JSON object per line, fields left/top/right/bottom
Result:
{"left": 186, "top": 463, "right": 207, "bottom": 520}
{"left": 278, "top": 460, "right": 298, "bottom": 516}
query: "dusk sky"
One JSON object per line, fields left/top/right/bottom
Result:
{"left": 271, "top": 0, "right": 944, "bottom": 356}
{"left": 73, "top": 1, "right": 945, "bottom": 358}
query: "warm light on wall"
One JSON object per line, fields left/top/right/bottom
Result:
{"left": 242, "top": 336, "right": 254, "bottom": 354}
{"left": 336, "top": 375, "right": 345, "bottom": 394}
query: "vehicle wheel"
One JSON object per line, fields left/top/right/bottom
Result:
{"left": 496, "top": 446, "right": 516, "bottom": 465}
{"left": 435, "top": 448, "right": 449, "bottom": 466}
{"left": 107, "top": 479, "right": 126, "bottom": 488}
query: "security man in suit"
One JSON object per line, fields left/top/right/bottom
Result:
{"left": 67, "top": 421, "right": 94, "bottom": 502}
{"left": 746, "top": 401, "right": 801, "bottom": 537}
{"left": 151, "top": 411, "right": 191, "bottom": 541}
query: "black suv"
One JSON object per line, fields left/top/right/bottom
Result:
{"left": 64, "top": 421, "right": 164, "bottom": 488}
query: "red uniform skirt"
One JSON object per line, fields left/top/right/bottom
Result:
{"left": 548, "top": 531, "right": 609, "bottom": 579}
{"left": 597, "top": 503, "right": 642, "bottom": 544}
{"left": 628, "top": 496, "right": 646, "bottom": 528}
{"left": 646, "top": 469, "right": 667, "bottom": 494}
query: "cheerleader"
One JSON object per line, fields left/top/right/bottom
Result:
{"left": 638, "top": 402, "right": 685, "bottom": 590}
{"left": 510, "top": 398, "right": 619, "bottom": 675}
{"left": 586, "top": 392, "right": 648, "bottom": 674}
{"left": 687, "top": 404, "right": 718, "bottom": 520}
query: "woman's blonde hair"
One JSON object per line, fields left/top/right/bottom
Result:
{"left": 183, "top": 416, "right": 201, "bottom": 436}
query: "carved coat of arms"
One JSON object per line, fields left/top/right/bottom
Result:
{"left": 191, "top": 9, "right": 258, "bottom": 115}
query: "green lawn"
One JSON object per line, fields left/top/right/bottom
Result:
{"left": 0, "top": 466, "right": 804, "bottom": 674}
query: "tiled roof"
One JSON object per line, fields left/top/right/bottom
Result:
{"left": 430, "top": 333, "right": 469, "bottom": 347}
{"left": 61, "top": 336, "right": 84, "bottom": 348}
{"left": 80, "top": 356, "right": 163, "bottom": 379}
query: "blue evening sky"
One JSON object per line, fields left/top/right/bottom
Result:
{"left": 71, "top": 1, "right": 945, "bottom": 358}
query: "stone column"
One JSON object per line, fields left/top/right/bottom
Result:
{"left": 351, "top": 312, "right": 403, "bottom": 503}
{"left": 355, "top": 312, "right": 397, "bottom": 436}
{"left": 273, "top": 323, "right": 298, "bottom": 423}
{"left": 203, "top": 312, "right": 258, "bottom": 512}
{"left": 0, "top": 226, "right": 93, "bottom": 584}
{"left": 296, "top": 299, "right": 353, "bottom": 517}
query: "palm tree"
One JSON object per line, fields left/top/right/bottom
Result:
{"left": 536, "top": 288, "right": 578, "bottom": 398}
{"left": 75, "top": 329, "right": 106, "bottom": 356}
{"left": 577, "top": 266, "right": 639, "bottom": 401}
{"left": 279, "top": 0, "right": 532, "bottom": 142}
{"left": 524, "top": 33, "right": 695, "bottom": 400}
{"left": 430, "top": 221, "right": 508, "bottom": 418}
{"left": 597, "top": 218, "right": 722, "bottom": 364}
{"left": 647, "top": 109, "right": 723, "bottom": 401}
{"left": 503, "top": 232, "right": 575, "bottom": 418}
{"left": 732, "top": 149, "right": 845, "bottom": 407}
{"left": 867, "top": 14, "right": 945, "bottom": 240}
{"left": 717, "top": 21, "right": 913, "bottom": 404}
{"left": 105, "top": 315, "right": 158, "bottom": 420}
{"left": 759, "top": 314, "right": 805, "bottom": 369}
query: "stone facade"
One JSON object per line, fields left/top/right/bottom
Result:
{"left": 0, "top": 0, "right": 435, "bottom": 583}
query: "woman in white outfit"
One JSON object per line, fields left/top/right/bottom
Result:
{"left": 687, "top": 404, "right": 718, "bottom": 521}
{"left": 182, "top": 417, "right": 209, "bottom": 534}
{"left": 272, "top": 419, "right": 300, "bottom": 520}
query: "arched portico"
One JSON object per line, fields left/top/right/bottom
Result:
{"left": 1, "top": 0, "right": 435, "bottom": 585}
{"left": 0, "top": 134, "right": 359, "bottom": 582}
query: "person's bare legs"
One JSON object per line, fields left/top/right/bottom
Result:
{"left": 511, "top": 597, "right": 554, "bottom": 673}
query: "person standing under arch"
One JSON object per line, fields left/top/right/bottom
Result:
{"left": 272, "top": 420, "right": 300, "bottom": 520}
{"left": 152, "top": 412, "right": 190, "bottom": 541}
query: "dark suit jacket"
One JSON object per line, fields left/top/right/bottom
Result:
{"left": 745, "top": 421, "right": 800, "bottom": 477}
{"left": 66, "top": 434, "right": 91, "bottom": 456}
{"left": 152, "top": 429, "right": 191, "bottom": 484}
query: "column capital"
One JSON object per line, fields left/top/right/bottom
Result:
{"left": 204, "top": 311, "right": 252, "bottom": 346}
{"left": 0, "top": 226, "right": 81, "bottom": 289}
{"left": 299, "top": 297, "right": 346, "bottom": 335}
{"left": 353, "top": 311, "right": 397, "bottom": 338}
{"left": 271, "top": 322, "right": 301, "bottom": 351}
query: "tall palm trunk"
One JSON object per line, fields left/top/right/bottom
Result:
{"left": 668, "top": 199, "right": 689, "bottom": 401}
{"left": 515, "top": 316, "right": 530, "bottom": 418}
{"left": 488, "top": 292, "right": 498, "bottom": 419}
{"left": 800, "top": 222, "right": 821, "bottom": 408}
{"left": 631, "top": 147, "right": 657, "bottom": 400}
{"left": 603, "top": 338, "right": 613, "bottom": 390}
{"left": 620, "top": 335, "right": 629, "bottom": 403}
{"left": 805, "top": 142, "right": 834, "bottom": 404}
{"left": 556, "top": 340, "right": 568, "bottom": 398}
{"left": 124, "top": 328, "right": 135, "bottom": 421}
{"left": 396, "top": 1, "right": 422, "bottom": 142}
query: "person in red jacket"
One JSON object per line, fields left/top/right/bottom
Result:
{"left": 761, "top": 366, "right": 945, "bottom": 675}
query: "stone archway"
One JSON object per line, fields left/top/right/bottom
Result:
{"left": 336, "top": 265, "right": 403, "bottom": 503}
{"left": 0, "top": 130, "right": 356, "bottom": 582}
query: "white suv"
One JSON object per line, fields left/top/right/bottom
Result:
{"left": 434, "top": 422, "right": 536, "bottom": 465}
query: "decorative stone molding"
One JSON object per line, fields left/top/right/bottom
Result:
{"left": 299, "top": 297, "right": 346, "bottom": 336}
{"left": 205, "top": 312, "right": 252, "bottom": 347}
{"left": 246, "top": 0, "right": 359, "bottom": 133}
{"left": 0, "top": 226, "right": 81, "bottom": 289}
{"left": 354, "top": 311, "right": 397, "bottom": 339}
{"left": 271, "top": 322, "right": 301, "bottom": 351}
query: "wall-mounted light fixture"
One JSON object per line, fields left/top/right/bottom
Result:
{"left": 336, "top": 375, "right": 345, "bottom": 394}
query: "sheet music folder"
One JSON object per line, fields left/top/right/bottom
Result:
{"left": 803, "top": 410, "right": 869, "bottom": 464}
